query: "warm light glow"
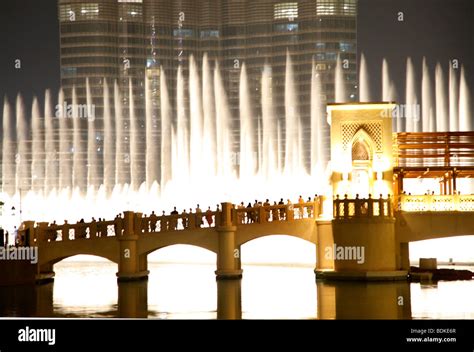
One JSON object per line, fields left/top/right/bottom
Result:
{"left": 327, "top": 103, "right": 397, "bottom": 112}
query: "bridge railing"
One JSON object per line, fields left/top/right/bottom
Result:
{"left": 140, "top": 211, "right": 220, "bottom": 234}
{"left": 30, "top": 196, "right": 323, "bottom": 243}
{"left": 35, "top": 220, "right": 116, "bottom": 243}
{"left": 233, "top": 200, "right": 322, "bottom": 225}
{"left": 397, "top": 194, "right": 474, "bottom": 212}
{"left": 333, "top": 195, "right": 394, "bottom": 220}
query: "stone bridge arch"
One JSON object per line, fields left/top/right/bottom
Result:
{"left": 137, "top": 229, "right": 219, "bottom": 258}
{"left": 235, "top": 219, "right": 317, "bottom": 247}
{"left": 38, "top": 238, "right": 120, "bottom": 269}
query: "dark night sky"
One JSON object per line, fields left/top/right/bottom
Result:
{"left": 0, "top": 0, "right": 472, "bottom": 109}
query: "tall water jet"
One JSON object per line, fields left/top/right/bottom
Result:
{"left": 335, "top": 54, "right": 347, "bottom": 103}
{"left": 31, "top": 97, "right": 44, "bottom": 193}
{"left": 405, "top": 58, "right": 419, "bottom": 132}
{"left": 72, "top": 86, "right": 86, "bottom": 191}
{"left": 202, "top": 54, "right": 217, "bottom": 177}
{"left": 311, "top": 61, "right": 326, "bottom": 174}
{"left": 435, "top": 63, "right": 449, "bottom": 132}
{"left": 16, "top": 94, "right": 30, "bottom": 192}
{"left": 257, "top": 117, "right": 263, "bottom": 174}
{"left": 129, "top": 79, "right": 140, "bottom": 190}
{"left": 2, "top": 97, "right": 15, "bottom": 195}
{"left": 382, "top": 59, "right": 391, "bottom": 102}
{"left": 359, "top": 53, "right": 371, "bottom": 102}
{"left": 261, "top": 64, "right": 277, "bottom": 179}
{"left": 449, "top": 62, "right": 459, "bottom": 131}
{"left": 58, "top": 89, "right": 72, "bottom": 191}
{"left": 86, "top": 79, "right": 99, "bottom": 188}
{"left": 239, "top": 63, "right": 256, "bottom": 178}
{"left": 277, "top": 119, "right": 282, "bottom": 174}
{"left": 382, "top": 59, "right": 398, "bottom": 131}
{"left": 103, "top": 79, "right": 115, "bottom": 193}
{"left": 175, "top": 66, "right": 190, "bottom": 181}
{"left": 284, "top": 53, "right": 301, "bottom": 174}
{"left": 44, "top": 89, "right": 57, "bottom": 192}
{"left": 189, "top": 55, "right": 203, "bottom": 180}
{"left": 145, "top": 74, "right": 159, "bottom": 188}
{"left": 114, "top": 81, "right": 126, "bottom": 185}
{"left": 459, "top": 66, "right": 472, "bottom": 131}
{"left": 160, "top": 68, "right": 172, "bottom": 186}
{"left": 421, "top": 58, "right": 434, "bottom": 132}
{"left": 214, "top": 62, "right": 233, "bottom": 178}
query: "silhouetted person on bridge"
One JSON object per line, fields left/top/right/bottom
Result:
{"left": 237, "top": 202, "right": 245, "bottom": 224}
{"left": 278, "top": 199, "right": 285, "bottom": 220}
{"left": 114, "top": 215, "right": 123, "bottom": 236}
{"left": 298, "top": 195, "right": 305, "bottom": 218}
{"left": 306, "top": 197, "right": 313, "bottom": 218}
{"left": 149, "top": 211, "right": 158, "bottom": 232}
{"left": 170, "top": 207, "right": 179, "bottom": 230}
{"left": 272, "top": 201, "right": 279, "bottom": 221}
{"left": 253, "top": 201, "right": 260, "bottom": 223}
{"left": 205, "top": 207, "right": 213, "bottom": 227}
{"left": 98, "top": 218, "right": 107, "bottom": 237}
{"left": 196, "top": 204, "right": 203, "bottom": 228}
{"left": 264, "top": 199, "right": 271, "bottom": 221}
{"left": 182, "top": 209, "right": 188, "bottom": 229}
{"left": 247, "top": 203, "right": 254, "bottom": 224}
{"left": 89, "top": 218, "right": 97, "bottom": 238}
{"left": 77, "top": 219, "right": 87, "bottom": 239}
{"left": 63, "top": 221, "right": 70, "bottom": 241}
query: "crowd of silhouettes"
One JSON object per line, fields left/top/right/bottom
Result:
{"left": 38, "top": 195, "right": 321, "bottom": 241}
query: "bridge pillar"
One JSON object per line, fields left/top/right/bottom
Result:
{"left": 399, "top": 242, "right": 410, "bottom": 271}
{"left": 215, "top": 203, "right": 243, "bottom": 280}
{"left": 315, "top": 220, "right": 335, "bottom": 272}
{"left": 22, "top": 221, "right": 57, "bottom": 284}
{"left": 318, "top": 217, "right": 407, "bottom": 280}
{"left": 116, "top": 211, "right": 150, "bottom": 282}
{"left": 20, "top": 221, "right": 36, "bottom": 245}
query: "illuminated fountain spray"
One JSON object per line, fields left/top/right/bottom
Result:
{"left": 239, "top": 63, "right": 256, "bottom": 180}
{"left": 284, "top": 53, "right": 302, "bottom": 175}
{"left": 335, "top": 55, "right": 346, "bottom": 103}
{"left": 421, "top": 57, "right": 434, "bottom": 132}
{"left": 459, "top": 66, "right": 472, "bottom": 131}
{"left": 435, "top": 63, "right": 449, "bottom": 132}
{"left": 0, "top": 53, "right": 472, "bottom": 222}
{"left": 261, "top": 65, "right": 277, "bottom": 180}
{"left": 449, "top": 63, "right": 459, "bottom": 132}
{"left": 359, "top": 54, "right": 371, "bottom": 102}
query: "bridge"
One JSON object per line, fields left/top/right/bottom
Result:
{"left": 21, "top": 198, "right": 326, "bottom": 282}
{"left": 11, "top": 103, "right": 474, "bottom": 283}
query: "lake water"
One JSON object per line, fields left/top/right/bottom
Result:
{"left": 1, "top": 260, "right": 474, "bottom": 319}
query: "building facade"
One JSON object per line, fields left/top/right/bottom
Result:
{"left": 58, "top": 0, "right": 357, "bottom": 186}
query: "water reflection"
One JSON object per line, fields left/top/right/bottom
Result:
{"left": 3, "top": 262, "right": 474, "bottom": 319}
{"left": 118, "top": 281, "right": 148, "bottom": 318}
{"left": 217, "top": 280, "right": 242, "bottom": 320}
{"left": 0, "top": 283, "right": 53, "bottom": 317}
{"left": 317, "top": 281, "right": 412, "bottom": 319}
